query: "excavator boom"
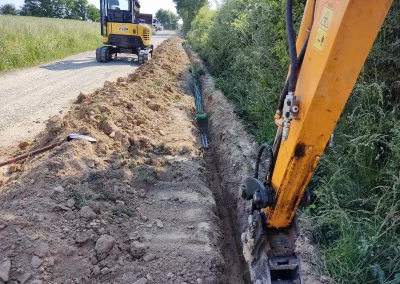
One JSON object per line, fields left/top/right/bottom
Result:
{"left": 240, "top": 0, "right": 393, "bottom": 283}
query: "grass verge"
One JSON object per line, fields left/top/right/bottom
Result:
{"left": 0, "top": 15, "right": 101, "bottom": 72}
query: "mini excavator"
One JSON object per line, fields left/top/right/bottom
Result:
{"left": 239, "top": 0, "right": 394, "bottom": 283}
{"left": 96, "top": 0, "right": 153, "bottom": 64}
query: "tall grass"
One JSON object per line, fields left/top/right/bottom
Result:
{"left": 0, "top": 15, "right": 101, "bottom": 72}
{"left": 188, "top": 0, "right": 400, "bottom": 283}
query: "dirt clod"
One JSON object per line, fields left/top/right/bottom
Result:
{"left": 46, "top": 115, "right": 63, "bottom": 133}
{"left": 18, "top": 141, "right": 31, "bottom": 150}
{"left": 101, "top": 120, "right": 118, "bottom": 135}
{"left": 130, "top": 241, "right": 147, "bottom": 258}
{"left": 147, "top": 102, "right": 161, "bottom": 111}
{"left": 77, "top": 92, "right": 87, "bottom": 103}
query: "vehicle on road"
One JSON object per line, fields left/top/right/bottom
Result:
{"left": 96, "top": 0, "right": 153, "bottom": 65}
{"left": 152, "top": 18, "right": 163, "bottom": 31}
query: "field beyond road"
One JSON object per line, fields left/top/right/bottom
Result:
{"left": 0, "top": 15, "right": 101, "bottom": 72}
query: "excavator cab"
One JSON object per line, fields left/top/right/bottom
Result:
{"left": 96, "top": 0, "right": 153, "bottom": 64}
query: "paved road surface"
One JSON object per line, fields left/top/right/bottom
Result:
{"left": 0, "top": 31, "right": 175, "bottom": 151}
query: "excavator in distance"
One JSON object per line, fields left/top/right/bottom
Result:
{"left": 240, "top": 0, "right": 394, "bottom": 283}
{"left": 96, "top": 0, "right": 153, "bottom": 65}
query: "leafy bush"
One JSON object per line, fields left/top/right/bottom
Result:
{"left": 189, "top": 0, "right": 400, "bottom": 283}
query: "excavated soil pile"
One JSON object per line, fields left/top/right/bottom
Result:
{"left": 0, "top": 38, "right": 236, "bottom": 284}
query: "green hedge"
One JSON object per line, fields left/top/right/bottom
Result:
{"left": 188, "top": 1, "right": 400, "bottom": 283}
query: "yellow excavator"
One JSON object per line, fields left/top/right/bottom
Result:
{"left": 239, "top": 0, "right": 394, "bottom": 283}
{"left": 96, "top": 0, "right": 153, "bottom": 64}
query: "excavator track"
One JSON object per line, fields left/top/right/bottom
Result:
{"left": 96, "top": 46, "right": 111, "bottom": 63}
{"left": 138, "top": 49, "right": 151, "bottom": 65}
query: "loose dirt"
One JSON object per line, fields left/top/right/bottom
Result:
{"left": 0, "top": 38, "right": 246, "bottom": 284}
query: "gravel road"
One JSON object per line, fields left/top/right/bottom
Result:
{"left": 0, "top": 31, "right": 175, "bottom": 151}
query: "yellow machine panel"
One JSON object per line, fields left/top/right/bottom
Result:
{"left": 102, "top": 23, "right": 151, "bottom": 46}
{"left": 110, "top": 23, "right": 138, "bottom": 35}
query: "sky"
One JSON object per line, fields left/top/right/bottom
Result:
{"left": 0, "top": 0, "right": 178, "bottom": 16}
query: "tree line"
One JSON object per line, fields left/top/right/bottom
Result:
{"left": 0, "top": 0, "right": 182, "bottom": 28}
{"left": 172, "top": 0, "right": 207, "bottom": 33}
{"left": 155, "top": 8, "right": 179, "bottom": 30}
{"left": 0, "top": 0, "right": 99, "bottom": 22}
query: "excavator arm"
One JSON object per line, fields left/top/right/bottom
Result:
{"left": 240, "top": 0, "right": 393, "bottom": 283}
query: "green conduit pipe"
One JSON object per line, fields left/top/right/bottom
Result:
{"left": 190, "top": 64, "right": 209, "bottom": 149}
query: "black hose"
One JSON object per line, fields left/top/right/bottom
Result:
{"left": 278, "top": 0, "right": 317, "bottom": 112}
{"left": 277, "top": 35, "right": 309, "bottom": 112}
{"left": 254, "top": 144, "right": 274, "bottom": 185}
{"left": 286, "top": 0, "right": 298, "bottom": 93}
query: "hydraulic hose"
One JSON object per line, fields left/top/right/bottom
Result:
{"left": 286, "top": 0, "right": 298, "bottom": 93}
{"left": 277, "top": 0, "right": 317, "bottom": 112}
{"left": 254, "top": 144, "right": 274, "bottom": 185}
{"left": 277, "top": 35, "right": 310, "bottom": 112}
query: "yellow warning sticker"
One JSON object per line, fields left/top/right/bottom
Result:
{"left": 313, "top": 6, "right": 334, "bottom": 52}
{"left": 314, "top": 28, "right": 327, "bottom": 52}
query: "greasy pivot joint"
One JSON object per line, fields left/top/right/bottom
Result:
{"left": 240, "top": 177, "right": 274, "bottom": 209}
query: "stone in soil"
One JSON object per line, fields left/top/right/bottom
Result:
{"left": 17, "top": 272, "right": 31, "bottom": 284}
{"left": 0, "top": 258, "right": 11, "bottom": 282}
{"left": 156, "top": 219, "right": 163, "bottom": 228}
{"left": 34, "top": 242, "right": 49, "bottom": 257}
{"left": 31, "top": 256, "right": 42, "bottom": 268}
{"left": 143, "top": 253, "right": 156, "bottom": 262}
{"left": 80, "top": 206, "right": 97, "bottom": 219}
{"left": 66, "top": 198, "right": 75, "bottom": 208}
{"left": 53, "top": 185, "right": 65, "bottom": 193}
{"left": 133, "top": 278, "right": 147, "bottom": 284}
{"left": 51, "top": 204, "right": 70, "bottom": 212}
{"left": 95, "top": 235, "right": 115, "bottom": 258}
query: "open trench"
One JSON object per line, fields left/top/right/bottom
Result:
{"left": 202, "top": 149, "right": 251, "bottom": 284}
{"left": 186, "top": 49, "right": 334, "bottom": 284}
